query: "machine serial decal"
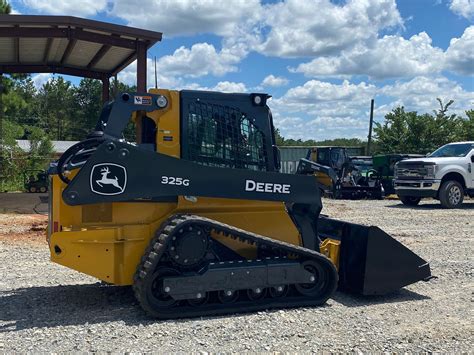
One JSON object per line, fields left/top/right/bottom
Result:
{"left": 161, "top": 176, "right": 190, "bottom": 186}
{"left": 245, "top": 179, "right": 291, "bottom": 194}
{"left": 90, "top": 163, "right": 127, "bottom": 195}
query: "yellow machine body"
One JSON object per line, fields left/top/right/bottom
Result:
{"left": 48, "top": 89, "right": 338, "bottom": 285}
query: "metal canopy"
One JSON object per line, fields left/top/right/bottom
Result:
{"left": 0, "top": 15, "right": 162, "bottom": 99}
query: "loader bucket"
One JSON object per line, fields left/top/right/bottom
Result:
{"left": 318, "top": 217, "right": 431, "bottom": 295}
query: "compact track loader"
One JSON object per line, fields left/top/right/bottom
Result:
{"left": 48, "top": 90, "right": 431, "bottom": 319}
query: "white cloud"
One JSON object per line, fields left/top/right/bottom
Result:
{"left": 380, "top": 76, "right": 474, "bottom": 115}
{"left": 184, "top": 81, "right": 247, "bottom": 93}
{"left": 156, "top": 43, "right": 241, "bottom": 78}
{"left": 21, "top": 0, "right": 108, "bottom": 16}
{"left": 117, "top": 41, "right": 244, "bottom": 90}
{"left": 278, "top": 80, "right": 376, "bottom": 106}
{"left": 449, "top": 0, "right": 474, "bottom": 19}
{"left": 271, "top": 75, "right": 473, "bottom": 141}
{"left": 292, "top": 32, "right": 445, "bottom": 79}
{"left": 270, "top": 79, "right": 377, "bottom": 140}
{"left": 256, "top": 0, "right": 402, "bottom": 58}
{"left": 261, "top": 75, "right": 289, "bottom": 87}
{"left": 109, "top": 0, "right": 261, "bottom": 37}
{"left": 212, "top": 81, "right": 247, "bottom": 93}
{"left": 445, "top": 26, "right": 474, "bottom": 75}
{"left": 273, "top": 114, "right": 369, "bottom": 141}
{"left": 110, "top": 0, "right": 403, "bottom": 63}
{"left": 31, "top": 73, "right": 52, "bottom": 89}
{"left": 117, "top": 58, "right": 180, "bottom": 90}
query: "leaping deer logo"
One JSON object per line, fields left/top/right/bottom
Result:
{"left": 96, "top": 166, "right": 124, "bottom": 192}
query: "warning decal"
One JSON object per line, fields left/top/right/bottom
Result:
{"left": 134, "top": 96, "right": 152, "bottom": 105}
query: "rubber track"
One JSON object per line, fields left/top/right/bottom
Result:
{"left": 133, "top": 214, "right": 338, "bottom": 319}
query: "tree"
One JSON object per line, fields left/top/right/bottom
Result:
{"left": 274, "top": 128, "right": 285, "bottom": 146}
{"left": 23, "top": 125, "right": 53, "bottom": 172}
{"left": 274, "top": 129, "right": 366, "bottom": 149}
{"left": 458, "top": 110, "right": 474, "bottom": 141}
{"left": 0, "top": 0, "right": 11, "bottom": 14}
{"left": 36, "top": 77, "right": 78, "bottom": 140}
{"left": 373, "top": 99, "right": 469, "bottom": 154}
{"left": 74, "top": 78, "right": 104, "bottom": 138}
{"left": 0, "top": 120, "right": 23, "bottom": 190}
{"left": 0, "top": 0, "right": 11, "bottom": 173}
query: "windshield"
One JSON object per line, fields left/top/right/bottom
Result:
{"left": 352, "top": 161, "right": 372, "bottom": 171}
{"left": 428, "top": 143, "right": 473, "bottom": 158}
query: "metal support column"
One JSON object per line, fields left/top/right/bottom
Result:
{"left": 0, "top": 73, "right": 4, "bottom": 180}
{"left": 101, "top": 76, "right": 110, "bottom": 103}
{"left": 136, "top": 41, "right": 147, "bottom": 143}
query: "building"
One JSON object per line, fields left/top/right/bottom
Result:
{"left": 15, "top": 140, "right": 79, "bottom": 159}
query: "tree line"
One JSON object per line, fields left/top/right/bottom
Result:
{"left": 0, "top": 74, "right": 135, "bottom": 190}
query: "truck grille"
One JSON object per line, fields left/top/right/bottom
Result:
{"left": 395, "top": 165, "right": 428, "bottom": 179}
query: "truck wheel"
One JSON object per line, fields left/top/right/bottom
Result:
{"left": 439, "top": 180, "right": 464, "bottom": 209}
{"left": 29, "top": 186, "right": 37, "bottom": 193}
{"left": 399, "top": 196, "right": 421, "bottom": 206}
{"left": 39, "top": 186, "right": 47, "bottom": 193}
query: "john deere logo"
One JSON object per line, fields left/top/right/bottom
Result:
{"left": 90, "top": 163, "right": 127, "bottom": 195}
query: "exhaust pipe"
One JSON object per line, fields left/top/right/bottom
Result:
{"left": 318, "top": 217, "right": 431, "bottom": 295}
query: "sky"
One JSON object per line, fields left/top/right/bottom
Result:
{"left": 9, "top": 0, "right": 474, "bottom": 141}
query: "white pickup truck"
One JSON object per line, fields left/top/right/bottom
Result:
{"left": 394, "top": 142, "right": 474, "bottom": 208}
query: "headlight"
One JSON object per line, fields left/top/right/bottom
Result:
{"left": 425, "top": 165, "right": 436, "bottom": 179}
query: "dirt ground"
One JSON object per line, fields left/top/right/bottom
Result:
{"left": 0, "top": 214, "right": 47, "bottom": 245}
{"left": 0, "top": 198, "right": 473, "bottom": 352}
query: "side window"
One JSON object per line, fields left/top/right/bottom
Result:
{"left": 186, "top": 102, "right": 268, "bottom": 171}
{"left": 318, "top": 150, "right": 327, "bottom": 163}
{"left": 239, "top": 115, "right": 266, "bottom": 170}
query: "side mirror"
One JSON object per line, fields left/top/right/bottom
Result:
{"left": 471, "top": 155, "right": 474, "bottom": 163}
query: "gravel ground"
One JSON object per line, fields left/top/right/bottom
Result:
{"left": 0, "top": 198, "right": 473, "bottom": 352}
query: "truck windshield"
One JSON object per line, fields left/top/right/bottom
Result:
{"left": 428, "top": 143, "right": 473, "bottom": 157}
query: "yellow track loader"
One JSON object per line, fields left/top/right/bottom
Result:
{"left": 48, "top": 90, "right": 431, "bottom": 318}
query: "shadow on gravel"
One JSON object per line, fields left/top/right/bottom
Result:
{"left": 0, "top": 283, "right": 150, "bottom": 331}
{"left": 1, "top": 282, "right": 431, "bottom": 331}
{"left": 386, "top": 201, "right": 474, "bottom": 210}
{"left": 332, "top": 288, "right": 430, "bottom": 307}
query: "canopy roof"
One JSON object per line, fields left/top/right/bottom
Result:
{"left": 0, "top": 15, "right": 162, "bottom": 80}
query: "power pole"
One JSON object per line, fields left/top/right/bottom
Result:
{"left": 367, "top": 99, "right": 374, "bottom": 155}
